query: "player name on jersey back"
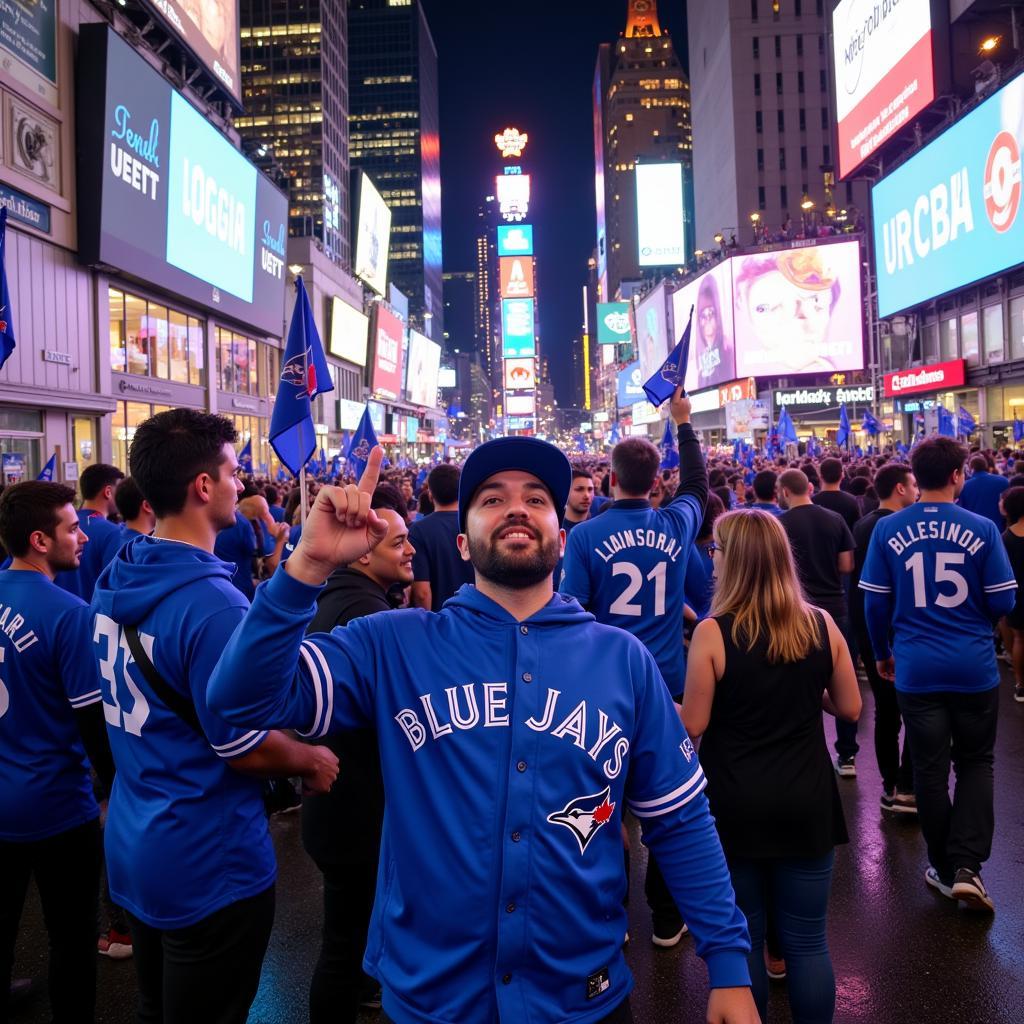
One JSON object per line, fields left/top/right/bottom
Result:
{"left": 0, "top": 601, "right": 40, "bottom": 652}
{"left": 885, "top": 512, "right": 986, "bottom": 557}
{"left": 594, "top": 528, "right": 685, "bottom": 564}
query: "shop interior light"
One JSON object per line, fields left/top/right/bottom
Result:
{"left": 749, "top": 212, "right": 761, "bottom": 223}
{"left": 979, "top": 36, "right": 1001, "bottom": 54}
{"left": 288, "top": 264, "right": 304, "bottom": 277}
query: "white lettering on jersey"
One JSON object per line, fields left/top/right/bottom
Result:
{"left": 0, "top": 602, "right": 39, "bottom": 653}
{"left": 594, "top": 529, "right": 682, "bottom": 564}
{"left": 886, "top": 516, "right": 985, "bottom": 558}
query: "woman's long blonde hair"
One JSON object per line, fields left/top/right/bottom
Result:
{"left": 710, "top": 508, "right": 821, "bottom": 663}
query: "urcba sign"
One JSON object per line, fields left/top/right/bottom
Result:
{"left": 832, "top": 0, "right": 936, "bottom": 179}
{"left": 76, "top": 26, "right": 287, "bottom": 335}
{"left": 497, "top": 224, "right": 534, "bottom": 256}
{"left": 872, "top": 71, "right": 1024, "bottom": 318}
{"left": 596, "top": 302, "right": 632, "bottom": 345}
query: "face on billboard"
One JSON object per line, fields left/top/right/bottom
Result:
{"left": 355, "top": 173, "right": 392, "bottom": 296}
{"left": 673, "top": 262, "right": 736, "bottom": 391}
{"left": 407, "top": 330, "right": 442, "bottom": 407}
{"left": 635, "top": 284, "right": 669, "bottom": 381}
{"left": 504, "top": 357, "right": 536, "bottom": 390}
{"left": 833, "top": 0, "right": 934, "bottom": 179}
{"left": 372, "top": 306, "right": 404, "bottom": 401}
{"left": 497, "top": 224, "right": 533, "bottom": 256}
{"left": 733, "top": 241, "right": 864, "bottom": 376}
{"left": 872, "top": 71, "right": 1024, "bottom": 318}
{"left": 329, "top": 298, "right": 369, "bottom": 366}
{"left": 502, "top": 298, "right": 536, "bottom": 357}
{"left": 499, "top": 256, "right": 535, "bottom": 299}
{"left": 496, "top": 174, "right": 531, "bottom": 222}
{"left": 636, "top": 163, "right": 686, "bottom": 267}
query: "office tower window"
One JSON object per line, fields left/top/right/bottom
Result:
{"left": 778, "top": 109, "right": 785, "bottom": 131}
{"left": 821, "top": 107, "right": 829, "bottom": 129}
{"left": 753, "top": 37, "right": 760, "bottom": 59}
{"left": 823, "top": 144, "right": 831, "bottom": 165}
{"left": 757, "top": 147, "right": 765, "bottom": 170}
{"left": 752, "top": 0, "right": 758, "bottom": 18}
{"left": 799, "top": 108, "right": 807, "bottom": 131}
{"left": 796, "top": 35, "right": 803, "bottom": 57}
{"left": 780, "top": 185, "right": 788, "bottom": 209}
{"left": 819, "top": 35, "right": 825, "bottom": 54}
{"left": 779, "top": 147, "right": 786, "bottom": 170}
{"left": 798, "top": 71, "right": 804, "bottom": 93}
{"left": 795, "top": 0, "right": 802, "bottom": 14}
{"left": 754, "top": 73, "right": 761, "bottom": 96}
{"left": 776, "top": 72, "right": 783, "bottom": 94}
{"left": 800, "top": 145, "right": 807, "bottom": 167}
{"left": 756, "top": 110, "right": 763, "bottom": 133}
{"left": 758, "top": 186, "right": 766, "bottom": 210}
{"left": 775, "top": 35, "right": 782, "bottom": 57}
{"left": 820, "top": 69, "right": 827, "bottom": 92}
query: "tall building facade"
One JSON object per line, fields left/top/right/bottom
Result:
{"left": 348, "top": 0, "right": 443, "bottom": 339}
{"left": 687, "top": 0, "right": 869, "bottom": 250}
{"left": 595, "top": 0, "right": 695, "bottom": 301}
{"left": 238, "top": 0, "right": 350, "bottom": 264}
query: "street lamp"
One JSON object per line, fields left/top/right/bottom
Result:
{"left": 749, "top": 211, "right": 762, "bottom": 244}
{"left": 800, "top": 195, "right": 814, "bottom": 211}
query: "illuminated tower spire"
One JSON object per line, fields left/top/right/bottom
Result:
{"left": 624, "top": 0, "right": 663, "bottom": 38}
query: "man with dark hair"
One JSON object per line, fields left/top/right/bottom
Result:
{"left": 958, "top": 453, "right": 1009, "bottom": 530}
{"left": 55, "top": 463, "right": 125, "bottom": 602}
{"left": 813, "top": 457, "right": 861, "bottom": 530}
{"left": 0, "top": 482, "right": 114, "bottom": 1022}
{"left": 851, "top": 464, "right": 919, "bottom": 815}
{"left": 89, "top": 408, "right": 339, "bottom": 1023}
{"left": 561, "top": 392, "right": 708, "bottom": 948}
{"left": 408, "top": 463, "right": 473, "bottom": 612}
{"left": 114, "top": 477, "right": 156, "bottom": 539}
{"left": 563, "top": 470, "right": 594, "bottom": 539}
{"left": 750, "top": 471, "right": 783, "bottom": 516}
{"left": 265, "top": 485, "right": 286, "bottom": 523}
{"left": 861, "top": 437, "right": 1016, "bottom": 911}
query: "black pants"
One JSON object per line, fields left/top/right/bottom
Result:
{"left": 0, "top": 817, "right": 101, "bottom": 1024}
{"left": 127, "top": 885, "right": 275, "bottom": 1024}
{"left": 382, "top": 997, "right": 634, "bottom": 1023}
{"left": 309, "top": 859, "right": 378, "bottom": 1024}
{"left": 857, "top": 626, "right": 913, "bottom": 793}
{"left": 896, "top": 687, "right": 999, "bottom": 880}
{"left": 834, "top": 615, "right": 860, "bottom": 760}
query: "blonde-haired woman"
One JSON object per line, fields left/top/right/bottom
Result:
{"left": 682, "top": 509, "right": 861, "bottom": 1024}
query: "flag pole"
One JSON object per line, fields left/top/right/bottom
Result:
{"left": 300, "top": 463, "right": 308, "bottom": 525}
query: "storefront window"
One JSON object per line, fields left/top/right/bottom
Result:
{"left": 125, "top": 293, "right": 148, "bottom": 376}
{"left": 188, "top": 319, "right": 204, "bottom": 386}
{"left": 109, "top": 289, "right": 126, "bottom": 372}
{"left": 961, "top": 312, "right": 979, "bottom": 367}
{"left": 229, "top": 413, "right": 277, "bottom": 477}
{"left": 981, "top": 305, "right": 1004, "bottom": 365}
{"left": 72, "top": 416, "right": 97, "bottom": 479}
{"left": 939, "top": 318, "right": 958, "bottom": 360}
{"left": 169, "top": 310, "right": 189, "bottom": 383}
{"left": 109, "top": 287, "right": 205, "bottom": 385}
{"left": 921, "top": 322, "right": 939, "bottom": 363}
{"left": 1010, "top": 297, "right": 1024, "bottom": 362}
{"left": 112, "top": 401, "right": 172, "bottom": 472}
{"left": 1002, "top": 385, "right": 1024, "bottom": 423}
{"left": 217, "top": 328, "right": 261, "bottom": 395}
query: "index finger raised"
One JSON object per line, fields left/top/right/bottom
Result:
{"left": 358, "top": 445, "right": 384, "bottom": 495}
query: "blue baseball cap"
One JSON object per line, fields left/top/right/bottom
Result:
{"left": 458, "top": 437, "right": 572, "bottom": 531}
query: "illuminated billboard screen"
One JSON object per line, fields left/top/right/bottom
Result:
{"left": 141, "top": 0, "right": 242, "bottom": 105}
{"left": 596, "top": 302, "right": 632, "bottom": 345}
{"left": 872, "top": 70, "right": 1024, "bottom": 318}
{"left": 329, "top": 298, "right": 369, "bottom": 367}
{"left": 76, "top": 25, "right": 287, "bottom": 335}
{"left": 496, "top": 174, "right": 530, "bottom": 222}
{"left": 504, "top": 357, "right": 536, "bottom": 390}
{"left": 502, "top": 298, "right": 536, "bottom": 358}
{"left": 438, "top": 367, "right": 457, "bottom": 389}
{"left": 354, "top": 172, "right": 392, "bottom": 296}
{"left": 506, "top": 392, "right": 536, "bottom": 416}
{"left": 833, "top": 0, "right": 935, "bottom": 180}
{"left": 635, "top": 282, "right": 671, "bottom": 381}
{"left": 636, "top": 163, "right": 686, "bottom": 267}
{"left": 617, "top": 360, "right": 645, "bottom": 408}
{"left": 672, "top": 262, "right": 737, "bottom": 391}
{"left": 733, "top": 240, "right": 864, "bottom": 376}
{"left": 406, "top": 330, "right": 442, "bottom": 407}
{"left": 497, "top": 224, "right": 534, "bottom": 256}
{"left": 371, "top": 305, "right": 404, "bottom": 400}
{"left": 499, "top": 256, "right": 535, "bottom": 299}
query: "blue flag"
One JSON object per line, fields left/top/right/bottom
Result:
{"left": 0, "top": 208, "right": 16, "bottom": 370}
{"left": 608, "top": 421, "right": 621, "bottom": 445}
{"left": 896, "top": 441, "right": 909, "bottom": 456}
{"left": 345, "top": 405, "right": 379, "bottom": 478}
{"left": 660, "top": 420, "right": 679, "bottom": 470}
{"left": 37, "top": 453, "right": 56, "bottom": 482}
{"left": 330, "top": 454, "right": 342, "bottom": 478}
{"left": 777, "top": 404, "right": 798, "bottom": 445}
{"left": 861, "top": 409, "right": 881, "bottom": 436}
{"left": 937, "top": 405, "right": 956, "bottom": 437}
{"left": 1014, "top": 416, "right": 1024, "bottom": 444}
{"left": 836, "top": 403, "right": 851, "bottom": 448}
{"left": 270, "top": 277, "right": 334, "bottom": 476}
{"left": 276, "top": 466, "right": 286, "bottom": 482}
{"left": 238, "top": 439, "right": 253, "bottom": 475}
{"left": 642, "top": 306, "right": 693, "bottom": 408}
{"left": 957, "top": 405, "right": 976, "bottom": 436}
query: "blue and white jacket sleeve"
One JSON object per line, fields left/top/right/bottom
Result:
{"left": 208, "top": 565, "right": 374, "bottom": 736}
{"left": 625, "top": 649, "right": 751, "bottom": 988}
{"left": 858, "top": 529, "right": 894, "bottom": 661}
{"left": 983, "top": 523, "right": 1017, "bottom": 619}
{"left": 558, "top": 526, "right": 591, "bottom": 606}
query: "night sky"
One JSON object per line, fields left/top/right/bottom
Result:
{"left": 419, "top": 1, "right": 688, "bottom": 406}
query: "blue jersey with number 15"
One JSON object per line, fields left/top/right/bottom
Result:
{"left": 859, "top": 502, "right": 1016, "bottom": 693}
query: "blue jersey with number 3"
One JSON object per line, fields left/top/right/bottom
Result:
{"left": 859, "top": 502, "right": 1016, "bottom": 693}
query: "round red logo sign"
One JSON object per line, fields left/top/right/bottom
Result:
{"left": 984, "top": 130, "right": 1021, "bottom": 233}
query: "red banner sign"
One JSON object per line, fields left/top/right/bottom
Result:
{"left": 884, "top": 359, "right": 966, "bottom": 398}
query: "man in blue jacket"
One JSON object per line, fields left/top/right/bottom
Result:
{"left": 210, "top": 433, "right": 758, "bottom": 1024}
{"left": 957, "top": 454, "right": 1009, "bottom": 530}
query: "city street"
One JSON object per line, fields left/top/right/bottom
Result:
{"left": 10, "top": 673, "right": 1024, "bottom": 1024}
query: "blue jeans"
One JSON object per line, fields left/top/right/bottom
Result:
{"left": 728, "top": 851, "right": 836, "bottom": 1024}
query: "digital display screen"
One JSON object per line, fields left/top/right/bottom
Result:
{"left": 499, "top": 256, "right": 535, "bottom": 299}
{"left": 635, "top": 282, "right": 671, "bottom": 382}
{"left": 496, "top": 174, "right": 531, "bottom": 222}
{"left": 329, "top": 298, "right": 369, "bottom": 367}
{"left": 672, "top": 261, "right": 737, "bottom": 391}
{"left": 617, "top": 361, "right": 644, "bottom": 408}
{"left": 504, "top": 357, "right": 536, "bottom": 390}
{"left": 438, "top": 367, "right": 457, "bottom": 389}
{"left": 354, "top": 173, "right": 392, "bottom": 296}
{"left": 872, "top": 70, "right": 1024, "bottom": 317}
{"left": 406, "top": 329, "right": 442, "bottom": 407}
{"left": 506, "top": 392, "right": 536, "bottom": 416}
{"left": 636, "top": 163, "right": 686, "bottom": 267}
{"left": 502, "top": 298, "right": 536, "bottom": 358}
{"left": 596, "top": 302, "right": 632, "bottom": 345}
{"left": 497, "top": 224, "right": 534, "bottom": 256}
{"left": 371, "top": 305, "right": 404, "bottom": 401}
{"left": 76, "top": 25, "right": 288, "bottom": 336}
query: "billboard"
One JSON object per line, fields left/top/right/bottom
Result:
{"left": 76, "top": 26, "right": 287, "bottom": 335}
{"left": 504, "top": 358, "right": 536, "bottom": 390}
{"left": 872, "top": 71, "right": 1024, "bottom": 318}
{"left": 617, "top": 361, "right": 645, "bottom": 408}
{"left": 636, "top": 163, "right": 686, "bottom": 267}
{"left": 506, "top": 392, "right": 536, "bottom": 416}
{"left": 141, "top": 0, "right": 242, "bottom": 105}
{"left": 833, "top": 0, "right": 935, "bottom": 179}
{"left": 672, "top": 262, "right": 737, "bottom": 391}
{"left": 371, "top": 305, "right": 404, "bottom": 401}
{"left": 497, "top": 224, "right": 534, "bottom": 256}
{"left": 726, "top": 399, "right": 770, "bottom": 438}
{"left": 733, "top": 240, "right": 864, "bottom": 376}
{"left": 354, "top": 173, "right": 392, "bottom": 296}
{"left": 635, "top": 282, "right": 671, "bottom": 381}
{"left": 884, "top": 359, "right": 965, "bottom": 397}
{"left": 438, "top": 366, "right": 457, "bottom": 389}
{"left": 496, "top": 174, "right": 530, "bottom": 222}
{"left": 596, "top": 302, "right": 632, "bottom": 346}
{"left": 499, "top": 256, "right": 535, "bottom": 299}
{"left": 502, "top": 298, "right": 536, "bottom": 357}
{"left": 329, "top": 298, "right": 369, "bottom": 366}
{"left": 0, "top": 0, "right": 57, "bottom": 103}
{"left": 406, "top": 330, "right": 442, "bottom": 407}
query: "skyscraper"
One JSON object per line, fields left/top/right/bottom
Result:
{"left": 348, "top": 0, "right": 443, "bottom": 340}
{"left": 595, "top": 0, "right": 695, "bottom": 301}
{"left": 237, "top": 0, "right": 350, "bottom": 263}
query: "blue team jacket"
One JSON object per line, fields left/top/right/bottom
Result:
{"left": 209, "top": 570, "right": 750, "bottom": 1024}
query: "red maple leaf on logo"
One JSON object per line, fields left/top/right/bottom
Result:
{"left": 592, "top": 799, "right": 614, "bottom": 825}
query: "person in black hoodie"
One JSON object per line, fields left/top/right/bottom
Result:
{"left": 302, "top": 489, "right": 415, "bottom": 1024}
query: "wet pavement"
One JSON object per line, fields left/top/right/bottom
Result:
{"left": 11, "top": 673, "right": 1024, "bottom": 1023}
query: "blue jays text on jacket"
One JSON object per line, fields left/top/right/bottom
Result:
{"left": 209, "top": 571, "right": 750, "bottom": 1024}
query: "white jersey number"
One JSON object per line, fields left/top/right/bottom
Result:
{"left": 904, "top": 551, "right": 969, "bottom": 609}
{"left": 94, "top": 614, "right": 151, "bottom": 736}
{"left": 0, "top": 648, "right": 8, "bottom": 720}
{"left": 609, "top": 561, "right": 668, "bottom": 617}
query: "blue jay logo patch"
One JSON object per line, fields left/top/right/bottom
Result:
{"left": 680, "top": 738, "right": 696, "bottom": 763}
{"left": 547, "top": 786, "right": 616, "bottom": 855}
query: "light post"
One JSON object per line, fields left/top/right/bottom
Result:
{"left": 749, "top": 211, "right": 763, "bottom": 245}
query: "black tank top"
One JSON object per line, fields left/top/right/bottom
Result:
{"left": 698, "top": 611, "right": 848, "bottom": 860}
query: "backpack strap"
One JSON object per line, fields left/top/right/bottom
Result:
{"left": 123, "top": 625, "right": 206, "bottom": 740}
